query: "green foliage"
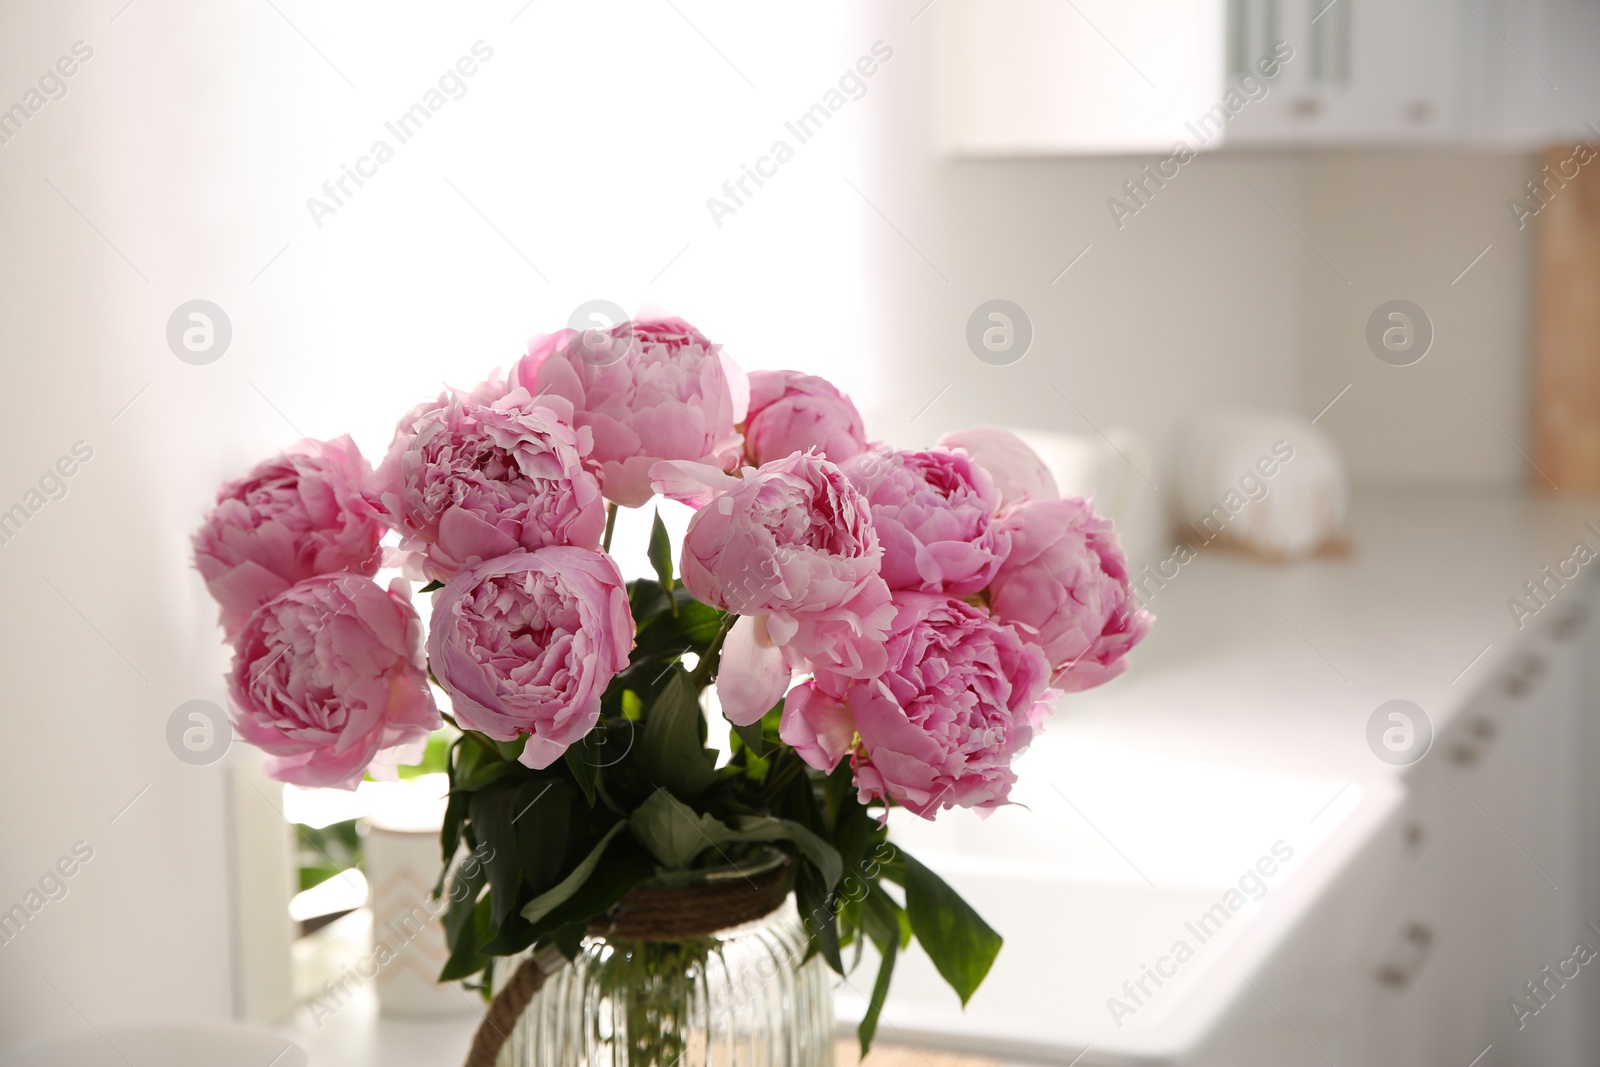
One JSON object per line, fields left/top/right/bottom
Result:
{"left": 295, "top": 818, "right": 361, "bottom": 892}
{"left": 428, "top": 532, "right": 1005, "bottom": 1057}
{"left": 903, "top": 852, "right": 1003, "bottom": 1006}
{"left": 637, "top": 670, "right": 717, "bottom": 799}
{"left": 647, "top": 508, "right": 676, "bottom": 598}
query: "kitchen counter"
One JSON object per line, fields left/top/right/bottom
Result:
{"left": 1044, "top": 488, "right": 1600, "bottom": 777}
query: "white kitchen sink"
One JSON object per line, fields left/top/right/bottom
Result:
{"left": 839, "top": 735, "right": 1407, "bottom": 1065}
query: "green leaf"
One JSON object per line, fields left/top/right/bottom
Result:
{"left": 728, "top": 816, "right": 842, "bottom": 893}
{"left": 439, "top": 895, "right": 491, "bottom": 981}
{"left": 629, "top": 788, "right": 734, "bottom": 869}
{"left": 731, "top": 719, "right": 767, "bottom": 756}
{"left": 902, "top": 852, "right": 1002, "bottom": 1006}
{"left": 858, "top": 932, "right": 898, "bottom": 1056}
{"left": 564, "top": 745, "right": 598, "bottom": 807}
{"left": 443, "top": 850, "right": 488, "bottom": 945}
{"left": 553, "top": 920, "right": 588, "bottom": 960}
{"left": 795, "top": 861, "right": 843, "bottom": 973}
{"left": 631, "top": 597, "right": 723, "bottom": 659}
{"left": 778, "top": 819, "right": 843, "bottom": 893}
{"left": 469, "top": 785, "right": 524, "bottom": 928}
{"left": 298, "top": 864, "right": 341, "bottom": 892}
{"left": 638, "top": 669, "right": 717, "bottom": 798}
{"left": 520, "top": 822, "right": 627, "bottom": 927}
{"left": 513, "top": 779, "right": 570, "bottom": 896}
{"left": 452, "top": 733, "right": 521, "bottom": 793}
{"left": 454, "top": 758, "right": 519, "bottom": 794}
{"left": 419, "top": 579, "right": 445, "bottom": 593}
{"left": 621, "top": 690, "right": 645, "bottom": 721}
{"left": 647, "top": 508, "right": 675, "bottom": 594}
{"left": 525, "top": 836, "right": 656, "bottom": 941}
{"left": 436, "top": 788, "right": 468, "bottom": 895}
{"left": 858, "top": 883, "right": 900, "bottom": 949}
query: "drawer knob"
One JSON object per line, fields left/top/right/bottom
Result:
{"left": 1504, "top": 653, "right": 1548, "bottom": 698}
{"left": 1554, "top": 604, "right": 1590, "bottom": 640}
{"left": 1377, "top": 923, "right": 1435, "bottom": 990}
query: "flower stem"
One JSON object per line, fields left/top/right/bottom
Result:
{"left": 690, "top": 613, "right": 738, "bottom": 690}
{"left": 602, "top": 502, "right": 618, "bottom": 552}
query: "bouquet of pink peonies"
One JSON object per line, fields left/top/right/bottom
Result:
{"left": 193, "top": 317, "right": 1150, "bottom": 1055}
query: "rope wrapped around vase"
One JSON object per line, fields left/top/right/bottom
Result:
{"left": 461, "top": 860, "right": 792, "bottom": 1067}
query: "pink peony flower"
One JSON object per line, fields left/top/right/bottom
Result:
{"left": 843, "top": 445, "right": 1010, "bottom": 596}
{"left": 193, "top": 436, "right": 383, "bottom": 639}
{"left": 371, "top": 387, "right": 605, "bottom": 583}
{"left": 988, "top": 498, "right": 1151, "bottom": 692}
{"left": 513, "top": 317, "right": 749, "bottom": 508}
{"left": 782, "top": 592, "right": 1052, "bottom": 818}
{"left": 744, "top": 370, "right": 868, "bottom": 467}
{"left": 227, "top": 575, "right": 439, "bottom": 790}
{"left": 778, "top": 681, "right": 859, "bottom": 773}
{"left": 653, "top": 451, "right": 895, "bottom": 725}
{"left": 936, "top": 427, "right": 1058, "bottom": 511}
{"left": 428, "top": 547, "right": 634, "bottom": 770}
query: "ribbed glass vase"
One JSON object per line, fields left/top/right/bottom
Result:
{"left": 493, "top": 896, "right": 834, "bottom": 1067}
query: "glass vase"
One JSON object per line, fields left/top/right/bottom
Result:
{"left": 493, "top": 895, "right": 833, "bottom": 1067}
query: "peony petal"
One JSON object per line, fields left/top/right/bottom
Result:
{"left": 649, "top": 459, "right": 743, "bottom": 509}
{"left": 779, "top": 682, "right": 856, "bottom": 772}
{"left": 715, "top": 615, "right": 792, "bottom": 726}
{"left": 437, "top": 504, "right": 521, "bottom": 567}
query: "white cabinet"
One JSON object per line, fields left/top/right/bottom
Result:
{"left": 932, "top": 0, "right": 1227, "bottom": 155}
{"left": 1225, "top": 0, "right": 1475, "bottom": 145}
{"left": 1328, "top": 593, "right": 1599, "bottom": 1067}
{"left": 1471, "top": 0, "right": 1600, "bottom": 146}
{"left": 932, "top": 0, "right": 1600, "bottom": 154}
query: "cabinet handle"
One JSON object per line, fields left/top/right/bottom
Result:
{"left": 1553, "top": 604, "right": 1590, "bottom": 641}
{"left": 1377, "top": 923, "right": 1435, "bottom": 991}
{"left": 1504, "top": 653, "right": 1548, "bottom": 698}
{"left": 1406, "top": 100, "right": 1435, "bottom": 124}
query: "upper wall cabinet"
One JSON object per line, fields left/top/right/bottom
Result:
{"left": 932, "top": 0, "right": 1228, "bottom": 155}
{"left": 932, "top": 0, "right": 1600, "bottom": 155}
{"left": 1224, "top": 0, "right": 1471, "bottom": 145}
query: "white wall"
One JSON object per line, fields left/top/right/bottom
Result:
{"left": 1301, "top": 150, "right": 1537, "bottom": 489}
{"left": 0, "top": 0, "right": 240, "bottom": 1041}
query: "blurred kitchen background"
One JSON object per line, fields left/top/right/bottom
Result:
{"left": 4, "top": 0, "right": 1600, "bottom": 1064}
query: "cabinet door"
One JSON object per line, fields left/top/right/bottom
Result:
{"left": 1227, "top": 0, "right": 1470, "bottom": 144}
{"left": 1491, "top": 616, "right": 1589, "bottom": 1066}
{"left": 1329, "top": 693, "right": 1516, "bottom": 1066}
{"left": 1470, "top": 0, "right": 1600, "bottom": 144}
{"left": 1576, "top": 590, "right": 1600, "bottom": 1062}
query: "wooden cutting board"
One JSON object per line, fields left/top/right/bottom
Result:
{"left": 1533, "top": 143, "right": 1600, "bottom": 490}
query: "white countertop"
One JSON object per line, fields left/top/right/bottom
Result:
{"left": 280, "top": 490, "right": 1600, "bottom": 1066}
{"left": 1044, "top": 488, "right": 1600, "bottom": 778}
